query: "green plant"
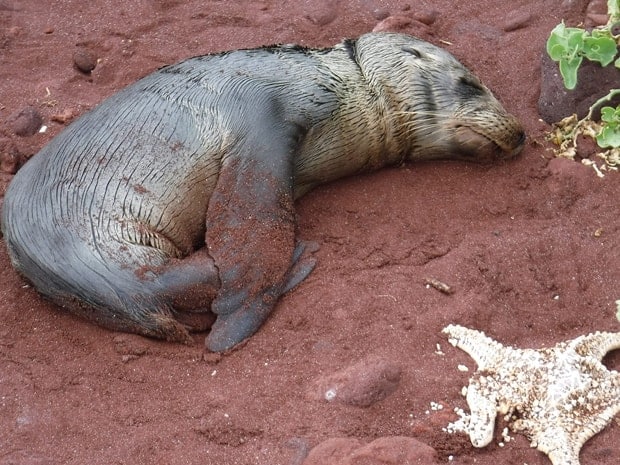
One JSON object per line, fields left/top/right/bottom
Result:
{"left": 597, "top": 102, "right": 620, "bottom": 147}
{"left": 547, "top": 23, "right": 617, "bottom": 89}
{"left": 546, "top": 0, "right": 620, "bottom": 173}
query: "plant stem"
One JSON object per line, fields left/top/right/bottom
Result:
{"left": 585, "top": 89, "right": 620, "bottom": 120}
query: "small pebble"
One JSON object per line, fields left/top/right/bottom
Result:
{"left": 202, "top": 351, "right": 223, "bottom": 364}
{"left": 585, "top": 0, "right": 608, "bottom": 16}
{"left": 586, "top": 13, "right": 608, "bottom": 27}
{"left": 503, "top": 11, "right": 532, "bottom": 32}
{"left": 303, "top": 436, "right": 439, "bottom": 465}
{"left": 0, "top": 138, "right": 22, "bottom": 174}
{"left": 304, "top": 0, "right": 339, "bottom": 26}
{"left": 73, "top": 49, "right": 97, "bottom": 73}
{"left": 284, "top": 437, "right": 311, "bottom": 465}
{"left": 8, "top": 26, "right": 21, "bottom": 37}
{"left": 8, "top": 106, "right": 43, "bottom": 137}
{"left": 312, "top": 355, "right": 401, "bottom": 407}
{"left": 413, "top": 9, "right": 438, "bottom": 26}
{"left": 50, "top": 108, "right": 76, "bottom": 124}
{"left": 372, "top": 8, "right": 390, "bottom": 20}
{"left": 373, "top": 15, "right": 412, "bottom": 33}
{"left": 112, "top": 333, "right": 149, "bottom": 357}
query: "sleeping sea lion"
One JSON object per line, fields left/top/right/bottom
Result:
{"left": 1, "top": 32, "right": 525, "bottom": 351}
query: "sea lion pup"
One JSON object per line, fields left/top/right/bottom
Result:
{"left": 1, "top": 33, "right": 525, "bottom": 351}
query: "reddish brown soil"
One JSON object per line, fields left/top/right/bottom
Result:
{"left": 1, "top": 1, "right": 618, "bottom": 464}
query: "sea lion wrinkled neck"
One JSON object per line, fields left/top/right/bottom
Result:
{"left": 351, "top": 34, "right": 440, "bottom": 165}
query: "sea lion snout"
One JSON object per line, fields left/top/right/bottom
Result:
{"left": 355, "top": 33, "right": 525, "bottom": 163}
{"left": 418, "top": 67, "right": 525, "bottom": 162}
{"left": 449, "top": 124, "right": 525, "bottom": 162}
{"left": 447, "top": 109, "right": 526, "bottom": 162}
{"left": 433, "top": 69, "right": 526, "bottom": 162}
{"left": 447, "top": 88, "right": 526, "bottom": 162}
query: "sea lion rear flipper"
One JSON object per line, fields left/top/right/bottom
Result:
{"left": 205, "top": 119, "right": 313, "bottom": 352}
{"left": 154, "top": 248, "right": 220, "bottom": 331}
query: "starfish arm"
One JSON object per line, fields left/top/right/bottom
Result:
{"left": 534, "top": 428, "right": 581, "bottom": 465}
{"left": 443, "top": 324, "right": 507, "bottom": 370}
{"left": 570, "top": 331, "right": 620, "bottom": 361}
{"left": 574, "top": 373, "right": 620, "bottom": 444}
{"left": 465, "top": 380, "right": 498, "bottom": 447}
{"left": 541, "top": 369, "right": 620, "bottom": 465}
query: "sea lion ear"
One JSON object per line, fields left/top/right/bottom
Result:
{"left": 401, "top": 46, "right": 421, "bottom": 58}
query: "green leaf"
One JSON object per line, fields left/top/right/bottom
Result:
{"left": 559, "top": 55, "right": 582, "bottom": 89}
{"left": 546, "top": 22, "right": 586, "bottom": 62}
{"left": 565, "top": 28, "right": 585, "bottom": 52}
{"left": 596, "top": 125, "right": 620, "bottom": 148}
{"left": 597, "top": 104, "right": 620, "bottom": 148}
{"left": 548, "top": 43, "right": 566, "bottom": 61}
{"left": 615, "top": 56, "right": 620, "bottom": 68}
{"left": 583, "top": 34, "right": 618, "bottom": 66}
{"left": 546, "top": 23, "right": 567, "bottom": 58}
{"left": 589, "top": 28, "right": 613, "bottom": 39}
{"left": 600, "top": 106, "right": 620, "bottom": 123}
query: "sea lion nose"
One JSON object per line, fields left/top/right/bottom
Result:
{"left": 510, "top": 129, "right": 527, "bottom": 157}
{"left": 515, "top": 131, "right": 526, "bottom": 147}
{"left": 510, "top": 130, "right": 526, "bottom": 156}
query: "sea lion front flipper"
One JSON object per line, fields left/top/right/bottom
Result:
{"left": 204, "top": 120, "right": 312, "bottom": 352}
{"left": 281, "top": 240, "right": 318, "bottom": 294}
{"left": 207, "top": 240, "right": 316, "bottom": 352}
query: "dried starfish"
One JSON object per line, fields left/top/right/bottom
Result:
{"left": 442, "top": 324, "right": 620, "bottom": 465}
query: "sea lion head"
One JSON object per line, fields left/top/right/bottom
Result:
{"left": 355, "top": 33, "right": 525, "bottom": 163}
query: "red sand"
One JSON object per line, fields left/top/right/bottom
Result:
{"left": 0, "top": 1, "right": 618, "bottom": 464}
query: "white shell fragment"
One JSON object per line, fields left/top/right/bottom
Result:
{"left": 442, "top": 324, "right": 620, "bottom": 465}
